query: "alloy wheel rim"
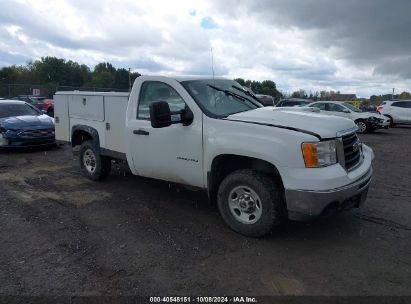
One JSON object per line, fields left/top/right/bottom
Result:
{"left": 357, "top": 121, "right": 366, "bottom": 133}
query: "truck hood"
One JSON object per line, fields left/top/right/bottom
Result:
{"left": 227, "top": 107, "right": 357, "bottom": 139}
{"left": 0, "top": 114, "right": 54, "bottom": 130}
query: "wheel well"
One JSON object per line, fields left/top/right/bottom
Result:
{"left": 383, "top": 114, "right": 393, "bottom": 122}
{"left": 71, "top": 130, "right": 93, "bottom": 148}
{"left": 208, "top": 154, "right": 283, "bottom": 202}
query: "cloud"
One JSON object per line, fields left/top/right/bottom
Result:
{"left": 0, "top": 0, "right": 410, "bottom": 96}
{"left": 211, "top": 0, "right": 411, "bottom": 80}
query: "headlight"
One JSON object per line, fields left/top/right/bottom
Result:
{"left": 302, "top": 140, "right": 337, "bottom": 168}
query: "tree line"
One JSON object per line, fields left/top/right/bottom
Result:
{"left": 0, "top": 57, "right": 284, "bottom": 99}
{"left": 289, "top": 89, "right": 411, "bottom": 104}
{"left": 0, "top": 57, "right": 141, "bottom": 97}
{"left": 1, "top": 57, "right": 408, "bottom": 104}
{"left": 234, "top": 78, "right": 283, "bottom": 100}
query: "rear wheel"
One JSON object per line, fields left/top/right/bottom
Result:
{"left": 217, "top": 169, "right": 286, "bottom": 237}
{"left": 355, "top": 120, "right": 369, "bottom": 133}
{"left": 79, "top": 141, "right": 111, "bottom": 181}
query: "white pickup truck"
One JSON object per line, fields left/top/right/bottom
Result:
{"left": 54, "top": 76, "right": 374, "bottom": 237}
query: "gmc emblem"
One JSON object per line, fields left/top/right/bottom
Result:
{"left": 353, "top": 140, "right": 361, "bottom": 152}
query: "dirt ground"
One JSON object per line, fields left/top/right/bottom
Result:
{"left": 0, "top": 127, "right": 410, "bottom": 296}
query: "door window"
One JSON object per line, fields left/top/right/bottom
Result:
{"left": 138, "top": 82, "right": 186, "bottom": 120}
{"left": 327, "top": 103, "right": 345, "bottom": 112}
{"left": 310, "top": 103, "right": 326, "bottom": 110}
{"left": 282, "top": 101, "right": 300, "bottom": 107}
{"left": 391, "top": 101, "right": 410, "bottom": 108}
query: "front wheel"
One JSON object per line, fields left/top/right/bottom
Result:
{"left": 217, "top": 169, "right": 286, "bottom": 237}
{"left": 79, "top": 141, "right": 111, "bottom": 181}
{"left": 355, "top": 120, "right": 369, "bottom": 133}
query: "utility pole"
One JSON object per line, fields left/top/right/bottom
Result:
{"left": 392, "top": 88, "right": 395, "bottom": 100}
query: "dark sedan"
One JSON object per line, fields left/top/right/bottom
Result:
{"left": 13, "top": 95, "right": 48, "bottom": 111}
{"left": 0, "top": 100, "right": 55, "bottom": 148}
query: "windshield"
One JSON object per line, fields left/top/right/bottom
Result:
{"left": 181, "top": 79, "right": 262, "bottom": 117}
{"left": 343, "top": 102, "right": 361, "bottom": 112}
{"left": 0, "top": 103, "right": 40, "bottom": 118}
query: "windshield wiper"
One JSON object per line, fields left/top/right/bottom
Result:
{"left": 207, "top": 84, "right": 260, "bottom": 108}
{"left": 231, "top": 85, "right": 262, "bottom": 106}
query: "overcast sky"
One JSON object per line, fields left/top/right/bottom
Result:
{"left": 1, "top": 0, "right": 410, "bottom": 97}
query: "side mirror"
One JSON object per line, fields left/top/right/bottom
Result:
{"left": 343, "top": 109, "right": 350, "bottom": 113}
{"left": 150, "top": 101, "right": 172, "bottom": 128}
{"left": 181, "top": 107, "right": 194, "bottom": 126}
{"left": 41, "top": 110, "right": 47, "bottom": 114}
{"left": 149, "top": 101, "right": 194, "bottom": 128}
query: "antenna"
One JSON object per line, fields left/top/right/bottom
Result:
{"left": 210, "top": 47, "right": 217, "bottom": 108}
{"left": 128, "top": 68, "right": 132, "bottom": 92}
{"left": 211, "top": 47, "right": 215, "bottom": 83}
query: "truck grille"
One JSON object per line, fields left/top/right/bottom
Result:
{"left": 342, "top": 132, "right": 362, "bottom": 170}
{"left": 18, "top": 128, "right": 55, "bottom": 138}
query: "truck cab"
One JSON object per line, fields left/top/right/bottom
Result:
{"left": 55, "top": 76, "right": 374, "bottom": 237}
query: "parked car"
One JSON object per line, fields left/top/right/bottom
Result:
{"left": 360, "top": 104, "right": 378, "bottom": 113}
{"left": 13, "top": 95, "right": 48, "bottom": 111}
{"left": 0, "top": 100, "right": 55, "bottom": 148}
{"left": 276, "top": 98, "right": 313, "bottom": 107}
{"left": 42, "top": 99, "right": 54, "bottom": 117}
{"left": 377, "top": 100, "right": 411, "bottom": 126}
{"left": 54, "top": 76, "right": 374, "bottom": 237}
{"left": 256, "top": 94, "right": 275, "bottom": 106}
{"left": 306, "top": 101, "right": 390, "bottom": 133}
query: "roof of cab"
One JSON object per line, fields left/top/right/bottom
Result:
{"left": 0, "top": 99, "right": 27, "bottom": 105}
{"left": 138, "top": 75, "right": 228, "bottom": 82}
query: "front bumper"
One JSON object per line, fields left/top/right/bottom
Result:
{"left": 370, "top": 117, "right": 390, "bottom": 129}
{"left": 0, "top": 132, "right": 55, "bottom": 148}
{"left": 283, "top": 144, "right": 374, "bottom": 221}
{"left": 286, "top": 167, "right": 372, "bottom": 220}
{"left": 379, "top": 118, "right": 391, "bottom": 129}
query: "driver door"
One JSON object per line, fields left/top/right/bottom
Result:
{"left": 128, "top": 81, "right": 204, "bottom": 188}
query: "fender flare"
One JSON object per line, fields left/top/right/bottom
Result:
{"left": 71, "top": 125, "right": 100, "bottom": 149}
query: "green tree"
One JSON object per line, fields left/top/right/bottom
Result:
{"left": 234, "top": 78, "right": 246, "bottom": 86}
{"left": 94, "top": 62, "right": 116, "bottom": 74}
{"left": 291, "top": 89, "right": 307, "bottom": 98}
{"left": 114, "top": 68, "right": 130, "bottom": 90}
{"left": 399, "top": 91, "right": 411, "bottom": 99}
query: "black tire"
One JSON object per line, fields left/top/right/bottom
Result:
{"left": 355, "top": 119, "right": 369, "bottom": 133}
{"left": 79, "top": 140, "right": 111, "bottom": 181}
{"left": 217, "top": 169, "right": 286, "bottom": 237}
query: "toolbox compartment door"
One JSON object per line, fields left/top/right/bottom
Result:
{"left": 69, "top": 95, "right": 105, "bottom": 122}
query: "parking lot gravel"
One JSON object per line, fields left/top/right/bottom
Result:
{"left": 0, "top": 127, "right": 410, "bottom": 296}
